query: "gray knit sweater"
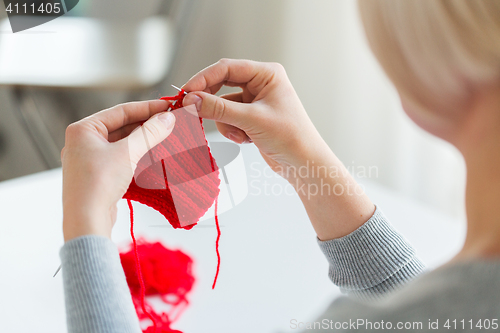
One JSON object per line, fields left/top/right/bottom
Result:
{"left": 60, "top": 207, "right": 500, "bottom": 332}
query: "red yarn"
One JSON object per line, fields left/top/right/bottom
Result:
{"left": 122, "top": 200, "right": 195, "bottom": 333}
{"left": 126, "top": 199, "right": 158, "bottom": 332}
{"left": 124, "top": 89, "right": 220, "bottom": 230}
{"left": 212, "top": 198, "right": 221, "bottom": 289}
{"left": 121, "top": 90, "right": 223, "bottom": 332}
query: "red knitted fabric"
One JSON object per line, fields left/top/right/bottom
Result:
{"left": 123, "top": 90, "right": 220, "bottom": 229}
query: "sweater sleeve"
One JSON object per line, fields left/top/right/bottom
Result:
{"left": 60, "top": 235, "right": 141, "bottom": 333}
{"left": 317, "top": 206, "right": 426, "bottom": 300}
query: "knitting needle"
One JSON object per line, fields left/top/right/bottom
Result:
{"left": 53, "top": 264, "right": 61, "bottom": 277}
{"left": 167, "top": 85, "right": 187, "bottom": 111}
{"left": 171, "top": 84, "right": 185, "bottom": 93}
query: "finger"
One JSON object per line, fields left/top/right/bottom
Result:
{"left": 205, "top": 81, "right": 248, "bottom": 95}
{"left": 221, "top": 92, "right": 243, "bottom": 103}
{"left": 108, "top": 121, "right": 142, "bottom": 142}
{"left": 85, "top": 99, "right": 171, "bottom": 135}
{"left": 183, "top": 91, "right": 255, "bottom": 128}
{"left": 215, "top": 122, "right": 252, "bottom": 144}
{"left": 221, "top": 90, "right": 257, "bottom": 104}
{"left": 182, "top": 59, "right": 280, "bottom": 97}
{"left": 119, "top": 111, "right": 176, "bottom": 167}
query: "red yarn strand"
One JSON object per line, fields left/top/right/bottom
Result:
{"left": 206, "top": 135, "right": 221, "bottom": 289}
{"left": 128, "top": 199, "right": 158, "bottom": 333}
{"left": 212, "top": 197, "right": 221, "bottom": 289}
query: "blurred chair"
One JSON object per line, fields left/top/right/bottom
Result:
{"left": 0, "top": 0, "right": 194, "bottom": 173}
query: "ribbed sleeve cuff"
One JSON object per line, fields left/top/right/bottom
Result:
{"left": 317, "top": 207, "right": 421, "bottom": 292}
{"left": 60, "top": 235, "right": 141, "bottom": 333}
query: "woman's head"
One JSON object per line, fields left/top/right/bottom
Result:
{"left": 358, "top": 0, "right": 500, "bottom": 142}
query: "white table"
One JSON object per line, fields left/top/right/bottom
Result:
{"left": 0, "top": 133, "right": 465, "bottom": 333}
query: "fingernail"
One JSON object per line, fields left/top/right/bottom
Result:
{"left": 227, "top": 132, "right": 241, "bottom": 143}
{"left": 158, "top": 112, "right": 175, "bottom": 129}
{"left": 183, "top": 94, "right": 202, "bottom": 112}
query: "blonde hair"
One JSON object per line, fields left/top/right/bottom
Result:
{"left": 358, "top": 0, "right": 500, "bottom": 110}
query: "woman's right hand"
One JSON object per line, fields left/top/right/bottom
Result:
{"left": 182, "top": 59, "right": 332, "bottom": 181}
{"left": 183, "top": 59, "right": 375, "bottom": 241}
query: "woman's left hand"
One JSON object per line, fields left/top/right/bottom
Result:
{"left": 61, "top": 100, "right": 176, "bottom": 242}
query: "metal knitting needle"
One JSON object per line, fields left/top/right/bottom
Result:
{"left": 171, "top": 84, "right": 185, "bottom": 93}
{"left": 167, "top": 85, "right": 187, "bottom": 111}
{"left": 53, "top": 264, "right": 61, "bottom": 277}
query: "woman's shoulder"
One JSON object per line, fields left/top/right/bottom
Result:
{"left": 383, "top": 259, "right": 500, "bottom": 308}
{"left": 315, "top": 260, "right": 500, "bottom": 332}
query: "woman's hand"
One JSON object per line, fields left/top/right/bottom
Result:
{"left": 182, "top": 59, "right": 374, "bottom": 240}
{"left": 182, "top": 59, "right": 332, "bottom": 180}
{"left": 62, "top": 100, "right": 176, "bottom": 242}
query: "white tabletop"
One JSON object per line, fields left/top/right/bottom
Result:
{"left": 0, "top": 133, "right": 465, "bottom": 333}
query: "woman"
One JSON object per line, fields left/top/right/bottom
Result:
{"left": 60, "top": 0, "right": 500, "bottom": 332}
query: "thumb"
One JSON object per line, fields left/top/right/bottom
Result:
{"left": 183, "top": 92, "right": 252, "bottom": 127}
{"left": 124, "top": 111, "right": 176, "bottom": 167}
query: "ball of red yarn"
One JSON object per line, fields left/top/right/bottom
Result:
{"left": 120, "top": 238, "right": 195, "bottom": 332}
{"left": 120, "top": 239, "right": 195, "bottom": 303}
